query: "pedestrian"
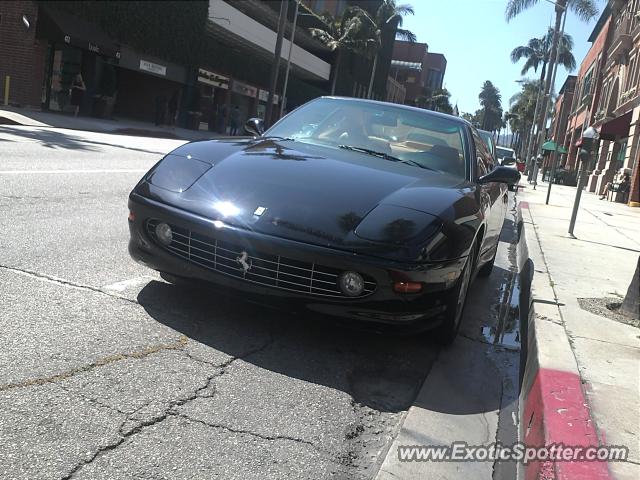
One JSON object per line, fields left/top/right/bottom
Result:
{"left": 168, "top": 91, "right": 179, "bottom": 127}
{"left": 229, "top": 105, "right": 240, "bottom": 136}
{"left": 70, "top": 73, "right": 86, "bottom": 117}
{"left": 600, "top": 172, "right": 631, "bottom": 200}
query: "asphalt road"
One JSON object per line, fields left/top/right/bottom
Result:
{"left": 0, "top": 125, "right": 521, "bottom": 480}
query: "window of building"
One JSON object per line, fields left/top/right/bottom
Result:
{"left": 626, "top": 55, "right": 637, "bottom": 92}
{"left": 582, "top": 65, "right": 595, "bottom": 103}
{"left": 406, "top": 76, "right": 415, "bottom": 83}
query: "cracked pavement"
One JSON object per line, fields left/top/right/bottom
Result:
{"left": 0, "top": 126, "right": 520, "bottom": 479}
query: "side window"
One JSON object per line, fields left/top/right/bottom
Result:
{"left": 472, "top": 131, "right": 490, "bottom": 178}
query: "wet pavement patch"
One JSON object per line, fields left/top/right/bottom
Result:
{"left": 577, "top": 297, "right": 639, "bottom": 328}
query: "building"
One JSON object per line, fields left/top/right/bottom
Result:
{"left": 424, "top": 52, "right": 447, "bottom": 92}
{"left": 562, "top": 7, "right": 611, "bottom": 173}
{"left": 389, "top": 40, "right": 447, "bottom": 107}
{"left": 589, "top": 0, "right": 640, "bottom": 206}
{"left": 390, "top": 40, "right": 429, "bottom": 105}
{"left": 548, "top": 75, "right": 577, "bottom": 171}
{"left": 0, "top": 0, "right": 395, "bottom": 131}
{"left": 561, "top": 0, "right": 640, "bottom": 206}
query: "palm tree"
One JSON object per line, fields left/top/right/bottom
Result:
{"left": 511, "top": 28, "right": 577, "bottom": 87}
{"left": 479, "top": 81, "right": 503, "bottom": 132}
{"left": 360, "top": 0, "right": 416, "bottom": 99}
{"left": 506, "top": 0, "right": 598, "bottom": 159}
{"left": 308, "top": 7, "right": 368, "bottom": 95}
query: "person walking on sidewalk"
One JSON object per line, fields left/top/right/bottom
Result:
{"left": 70, "top": 74, "right": 86, "bottom": 117}
{"left": 229, "top": 105, "right": 240, "bottom": 136}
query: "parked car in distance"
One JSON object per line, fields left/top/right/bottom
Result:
{"left": 127, "top": 97, "right": 520, "bottom": 345}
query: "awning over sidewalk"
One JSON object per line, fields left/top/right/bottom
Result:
{"left": 36, "top": 6, "right": 121, "bottom": 60}
{"left": 598, "top": 111, "right": 632, "bottom": 141}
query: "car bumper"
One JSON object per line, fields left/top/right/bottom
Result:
{"left": 128, "top": 193, "right": 467, "bottom": 327}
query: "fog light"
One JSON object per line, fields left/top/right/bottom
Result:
{"left": 339, "top": 271, "right": 365, "bottom": 297}
{"left": 155, "top": 222, "right": 173, "bottom": 246}
{"left": 393, "top": 281, "right": 423, "bottom": 294}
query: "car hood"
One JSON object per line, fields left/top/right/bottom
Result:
{"left": 136, "top": 139, "right": 478, "bottom": 260}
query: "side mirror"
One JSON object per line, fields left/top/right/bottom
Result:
{"left": 501, "top": 157, "right": 516, "bottom": 166}
{"left": 244, "top": 118, "right": 264, "bottom": 136}
{"left": 478, "top": 166, "right": 521, "bottom": 186}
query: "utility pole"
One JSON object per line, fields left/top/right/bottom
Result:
{"left": 265, "top": 0, "right": 289, "bottom": 127}
{"left": 280, "top": 0, "right": 299, "bottom": 118}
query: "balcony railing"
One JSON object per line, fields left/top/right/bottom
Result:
{"left": 608, "top": 15, "right": 633, "bottom": 60}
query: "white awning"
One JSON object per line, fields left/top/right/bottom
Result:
{"left": 390, "top": 60, "right": 422, "bottom": 71}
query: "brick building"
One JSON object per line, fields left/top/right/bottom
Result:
{"left": 548, "top": 75, "right": 577, "bottom": 171}
{"left": 390, "top": 40, "right": 447, "bottom": 106}
{"left": 0, "top": 1, "right": 46, "bottom": 108}
{"left": 562, "top": 8, "right": 611, "bottom": 172}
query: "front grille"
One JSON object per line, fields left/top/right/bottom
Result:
{"left": 146, "top": 219, "right": 376, "bottom": 298}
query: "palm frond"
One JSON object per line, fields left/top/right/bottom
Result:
{"left": 521, "top": 56, "right": 540, "bottom": 75}
{"left": 568, "top": 0, "right": 599, "bottom": 21}
{"left": 396, "top": 28, "right": 416, "bottom": 42}
{"left": 505, "top": 0, "right": 540, "bottom": 21}
{"left": 510, "top": 45, "right": 535, "bottom": 63}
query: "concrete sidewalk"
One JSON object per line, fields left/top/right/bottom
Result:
{"left": 0, "top": 106, "right": 222, "bottom": 142}
{"left": 519, "top": 180, "right": 640, "bottom": 479}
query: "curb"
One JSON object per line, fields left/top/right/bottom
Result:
{"left": 519, "top": 201, "right": 611, "bottom": 479}
{"left": 0, "top": 110, "right": 213, "bottom": 142}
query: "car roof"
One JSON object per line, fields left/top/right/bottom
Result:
{"left": 319, "top": 96, "right": 471, "bottom": 127}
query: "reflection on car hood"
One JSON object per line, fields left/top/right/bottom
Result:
{"left": 138, "top": 138, "right": 477, "bottom": 257}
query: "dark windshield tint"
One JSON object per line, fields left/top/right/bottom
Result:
{"left": 496, "top": 147, "right": 515, "bottom": 159}
{"left": 267, "top": 98, "right": 469, "bottom": 179}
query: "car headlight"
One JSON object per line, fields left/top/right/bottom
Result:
{"left": 155, "top": 222, "right": 173, "bottom": 246}
{"left": 339, "top": 271, "right": 365, "bottom": 297}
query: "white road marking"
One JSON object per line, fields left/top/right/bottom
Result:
{"left": 0, "top": 169, "right": 148, "bottom": 175}
{"left": 102, "top": 275, "right": 156, "bottom": 293}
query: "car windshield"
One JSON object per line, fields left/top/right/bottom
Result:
{"left": 266, "top": 98, "right": 468, "bottom": 179}
{"left": 496, "top": 147, "right": 515, "bottom": 159}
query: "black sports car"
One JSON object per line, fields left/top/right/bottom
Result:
{"left": 128, "top": 97, "right": 519, "bottom": 344}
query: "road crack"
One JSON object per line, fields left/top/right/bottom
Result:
{"left": 0, "top": 336, "right": 188, "bottom": 393}
{"left": 172, "top": 412, "right": 316, "bottom": 447}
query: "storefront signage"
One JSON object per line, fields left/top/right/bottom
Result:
{"left": 258, "top": 89, "right": 279, "bottom": 104}
{"left": 139, "top": 59, "right": 167, "bottom": 76}
{"left": 198, "top": 69, "right": 229, "bottom": 89}
{"left": 231, "top": 80, "right": 257, "bottom": 98}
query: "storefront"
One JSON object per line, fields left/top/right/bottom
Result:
{"left": 36, "top": 6, "right": 121, "bottom": 116}
{"left": 196, "top": 68, "right": 230, "bottom": 132}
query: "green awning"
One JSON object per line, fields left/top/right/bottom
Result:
{"left": 557, "top": 146, "right": 568, "bottom": 154}
{"left": 542, "top": 140, "right": 558, "bottom": 151}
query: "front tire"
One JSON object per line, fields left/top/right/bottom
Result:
{"left": 433, "top": 242, "right": 478, "bottom": 345}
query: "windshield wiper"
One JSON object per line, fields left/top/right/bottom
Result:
{"left": 338, "top": 145, "right": 402, "bottom": 162}
{"left": 258, "top": 136, "right": 294, "bottom": 141}
{"left": 338, "top": 145, "right": 432, "bottom": 170}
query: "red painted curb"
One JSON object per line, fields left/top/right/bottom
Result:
{"left": 523, "top": 368, "right": 611, "bottom": 479}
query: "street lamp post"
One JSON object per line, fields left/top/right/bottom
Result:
{"left": 568, "top": 126, "right": 599, "bottom": 236}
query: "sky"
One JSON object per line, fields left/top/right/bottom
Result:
{"left": 400, "top": 0, "right": 604, "bottom": 115}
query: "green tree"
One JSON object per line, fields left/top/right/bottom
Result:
{"left": 417, "top": 88, "right": 454, "bottom": 114}
{"left": 308, "top": 7, "right": 369, "bottom": 95}
{"left": 511, "top": 28, "right": 577, "bottom": 87}
{"left": 506, "top": 0, "right": 598, "bottom": 157}
{"left": 360, "top": 0, "right": 416, "bottom": 99}
{"left": 478, "top": 81, "right": 503, "bottom": 132}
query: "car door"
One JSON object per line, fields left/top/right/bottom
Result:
{"left": 471, "top": 129, "right": 505, "bottom": 256}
